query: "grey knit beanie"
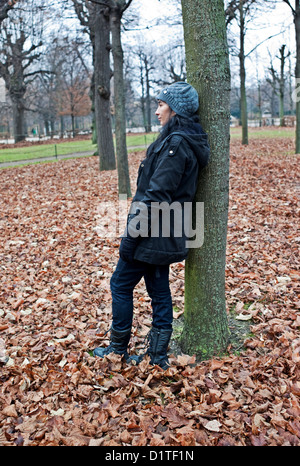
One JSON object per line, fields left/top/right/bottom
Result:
{"left": 157, "top": 81, "right": 199, "bottom": 118}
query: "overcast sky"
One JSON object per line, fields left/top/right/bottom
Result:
{"left": 124, "top": 0, "right": 295, "bottom": 85}
{"left": 1, "top": 0, "right": 294, "bottom": 98}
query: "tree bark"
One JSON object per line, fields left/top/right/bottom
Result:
{"left": 294, "top": 1, "right": 300, "bottom": 152}
{"left": 239, "top": 1, "right": 248, "bottom": 144}
{"left": 180, "top": 0, "right": 231, "bottom": 360}
{"left": 277, "top": 44, "right": 290, "bottom": 127}
{"left": 283, "top": 0, "right": 300, "bottom": 151}
{"left": 145, "top": 55, "right": 152, "bottom": 133}
{"left": 12, "top": 100, "right": 25, "bottom": 142}
{"left": 0, "top": 28, "right": 28, "bottom": 143}
{"left": 94, "top": 3, "right": 116, "bottom": 170}
{"left": 137, "top": 50, "right": 152, "bottom": 132}
{"left": 110, "top": 2, "right": 131, "bottom": 196}
{"left": 71, "top": 1, "right": 98, "bottom": 146}
{"left": 139, "top": 58, "right": 147, "bottom": 132}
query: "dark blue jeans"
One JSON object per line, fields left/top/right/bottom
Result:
{"left": 110, "top": 258, "right": 173, "bottom": 331}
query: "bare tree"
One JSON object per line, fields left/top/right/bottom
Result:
{"left": 266, "top": 51, "right": 279, "bottom": 119}
{"left": 134, "top": 47, "right": 155, "bottom": 132}
{"left": 238, "top": 0, "right": 248, "bottom": 143}
{"left": 127, "top": 37, "right": 186, "bottom": 132}
{"left": 94, "top": 2, "right": 117, "bottom": 170}
{"left": 266, "top": 45, "right": 290, "bottom": 126}
{"left": 26, "top": 37, "right": 64, "bottom": 137}
{"left": 226, "top": 0, "right": 256, "bottom": 144}
{"left": 282, "top": 0, "right": 300, "bottom": 152}
{"left": 56, "top": 40, "right": 92, "bottom": 137}
{"left": 71, "top": 0, "right": 96, "bottom": 144}
{"left": 72, "top": 0, "right": 116, "bottom": 170}
{"left": 226, "top": 0, "right": 277, "bottom": 144}
{"left": 0, "top": 1, "right": 45, "bottom": 142}
{"left": 73, "top": 0, "right": 133, "bottom": 192}
{"left": 155, "top": 43, "right": 186, "bottom": 86}
{"left": 278, "top": 45, "right": 290, "bottom": 126}
{"left": 109, "top": 0, "right": 133, "bottom": 196}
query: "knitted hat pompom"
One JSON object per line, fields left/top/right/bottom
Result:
{"left": 157, "top": 81, "right": 199, "bottom": 118}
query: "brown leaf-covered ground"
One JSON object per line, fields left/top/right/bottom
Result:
{"left": 0, "top": 134, "right": 299, "bottom": 446}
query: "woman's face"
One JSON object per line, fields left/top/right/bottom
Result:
{"left": 155, "top": 100, "right": 176, "bottom": 126}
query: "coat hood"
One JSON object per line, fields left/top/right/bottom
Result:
{"left": 154, "top": 122, "right": 210, "bottom": 170}
{"left": 175, "top": 122, "right": 210, "bottom": 169}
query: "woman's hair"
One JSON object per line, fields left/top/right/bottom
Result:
{"left": 146, "top": 113, "right": 200, "bottom": 157}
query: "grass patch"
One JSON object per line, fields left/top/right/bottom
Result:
{"left": 0, "top": 133, "right": 159, "bottom": 164}
{"left": 0, "top": 140, "right": 96, "bottom": 163}
{"left": 126, "top": 133, "right": 158, "bottom": 147}
{"left": 0, "top": 127, "right": 294, "bottom": 164}
{"left": 230, "top": 126, "right": 295, "bottom": 139}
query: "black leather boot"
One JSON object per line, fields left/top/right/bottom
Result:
{"left": 147, "top": 326, "right": 172, "bottom": 369}
{"left": 93, "top": 326, "right": 139, "bottom": 364}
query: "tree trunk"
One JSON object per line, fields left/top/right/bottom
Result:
{"left": 138, "top": 53, "right": 147, "bottom": 132}
{"left": 90, "top": 71, "right": 98, "bottom": 145}
{"left": 239, "top": 1, "right": 248, "bottom": 144}
{"left": 289, "top": 55, "right": 294, "bottom": 115}
{"left": 44, "top": 119, "right": 50, "bottom": 137}
{"left": 94, "top": 3, "right": 116, "bottom": 170}
{"left": 268, "top": 65, "right": 277, "bottom": 120}
{"left": 140, "top": 78, "right": 147, "bottom": 132}
{"left": 145, "top": 56, "right": 152, "bottom": 133}
{"left": 279, "top": 46, "right": 285, "bottom": 126}
{"left": 279, "top": 45, "right": 288, "bottom": 127}
{"left": 71, "top": 113, "right": 75, "bottom": 138}
{"left": 12, "top": 100, "right": 25, "bottom": 143}
{"left": 50, "top": 117, "right": 55, "bottom": 137}
{"left": 110, "top": 3, "right": 131, "bottom": 196}
{"left": 257, "top": 79, "right": 262, "bottom": 127}
{"left": 294, "top": 2, "right": 300, "bottom": 153}
{"left": 180, "top": 0, "right": 231, "bottom": 360}
{"left": 6, "top": 49, "right": 27, "bottom": 143}
{"left": 60, "top": 115, "right": 64, "bottom": 138}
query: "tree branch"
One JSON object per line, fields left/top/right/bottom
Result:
{"left": 245, "top": 30, "right": 287, "bottom": 57}
{"left": 225, "top": 0, "right": 239, "bottom": 26}
{"left": 24, "top": 69, "right": 55, "bottom": 79}
{"left": 282, "top": 0, "right": 295, "bottom": 16}
{"left": 0, "top": 0, "right": 17, "bottom": 25}
{"left": 121, "top": 0, "right": 133, "bottom": 14}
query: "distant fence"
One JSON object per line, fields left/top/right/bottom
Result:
{"left": 0, "top": 118, "right": 295, "bottom": 147}
{"left": 0, "top": 129, "right": 92, "bottom": 145}
{"left": 0, "top": 126, "right": 161, "bottom": 145}
{"left": 231, "top": 116, "right": 296, "bottom": 128}
{"left": 250, "top": 116, "right": 295, "bottom": 127}
{"left": 0, "top": 130, "right": 158, "bottom": 167}
{"left": 0, "top": 143, "right": 95, "bottom": 167}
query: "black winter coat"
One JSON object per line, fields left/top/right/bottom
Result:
{"left": 122, "top": 123, "right": 210, "bottom": 265}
